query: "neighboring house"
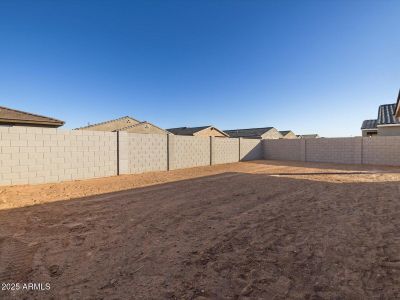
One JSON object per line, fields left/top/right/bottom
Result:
{"left": 118, "top": 121, "right": 169, "bottom": 135}
{"left": 167, "top": 126, "right": 229, "bottom": 137}
{"left": 224, "top": 127, "right": 282, "bottom": 139}
{"left": 361, "top": 90, "right": 400, "bottom": 136}
{"left": 361, "top": 120, "right": 378, "bottom": 137}
{"left": 0, "top": 106, "right": 64, "bottom": 128}
{"left": 76, "top": 116, "right": 169, "bottom": 135}
{"left": 297, "top": 134, "right": 320, "bottom": 139}
{"left": 395, "top": 90, "right": 400, "bottom": 119}
{"left": 279, "top": 130, "right": 298, "bottom": 139}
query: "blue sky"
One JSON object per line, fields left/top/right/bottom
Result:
{"left": 0, "top": 0, "right": 399, "bottom": 137}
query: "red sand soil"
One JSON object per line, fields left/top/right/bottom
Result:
{"left": 0, "top": 160, "right": 400, "bottom": 299}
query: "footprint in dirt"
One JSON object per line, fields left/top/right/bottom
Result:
{"left": 48, "top": 264, "right": 63, "bottom": 278}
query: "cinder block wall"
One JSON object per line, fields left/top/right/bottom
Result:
{"left": 240, "top": 138, "right": 263, "bottom": 161}
{"left": 0, "top": 127, "right": 117, "bottom": 185}
{"left": 211, "top": 137, "right": 239, "bottom": 165}
{"left": 262, "top": 139, "right": 305, "bottom": 161}
{"left": 125, "top": 133, "right": 168, "bottom": 174}
{"left": 363, "top": 136, "right": 400, "bottom": 166}
{"left": 0, "top": 127, "right": 263, "bottom": 186}
{"left": 305, "top": 138, "right": 362, "bottom": 164}
{"left": 168, "top": 135, "right": 211, "bottom": 170}
{"left": 263, "top": 137, "right": 400, "bottom": 166}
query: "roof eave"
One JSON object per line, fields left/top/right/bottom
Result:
{"left": 395, "top": 89, "right": 400, "bottom": 118}
{"left": 0, "top": 118, "right": 64, "bottom": 126}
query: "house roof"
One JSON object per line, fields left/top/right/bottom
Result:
{"left": 361, "top": 119, "right": 378, "bottom": 130}
{"left": 167, "top": 126, "right": 228, "bottom": 136}
{"left": 76, "top": 116, "right": 140, "bottom": 130}
{"left": 279, "top": 130, "right": 294, "bottom": 136}
{"left": 116, "top": 121, "right": 170, "bottom": 134}
{"left": 377, "top": 104, "right": 399, "bottom": 125}
{"left": 0, "top": 106, "right": 64, "bottom": 126}
{"left": 297, "top": 134, "right": 320, "bottom": 139}
{"left": 395, "top": 89, "right": 400, "bottom": 117}
{"left": 224, "top": 127, "right": 275, "bottom": 138}
{"left": 167, "top": 126, "right": 209, "bottom": 135}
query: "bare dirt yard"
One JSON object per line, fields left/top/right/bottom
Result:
{"left": 1, "top": 160, "right": 400, "bottom": 299}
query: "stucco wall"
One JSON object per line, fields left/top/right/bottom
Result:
{"left": 211, "top": 137, "right": 239, "bottom": 164}
{"left": 195, "top": 127, "right": 227, "bottom": 137}
{"left": 261, "top": 128, "right": 283, "bottom": 139}
{"left": 362, "top": 130, "right": 378, "bottom": 137}
{"left": 123, "top": 123, "right": 167, "bottom": 135}
{"left": 281, "top": 131, "right": 298, "bottom": 139}
{"left": 0, "top": 126, "right": 117, "bottom": 185}
{"left": 78, "top": 117, "right": 139, "bottom": 131}
{"left": 377, "top": 126, "right": 400, "bottom": 136}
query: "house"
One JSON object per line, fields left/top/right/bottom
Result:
{"left": 394, "top": 89, "right": 400, "bottom": 119}
{"left": 360, "top": 120, "right": 378, "bottom": 137}
{"left": 76, "top": 116, "right": 168, "bottom": 135}
{"left": 117, "top": 121, "right": 169, "bottom": 134}
{"left": 0, "top": 105, "right": 64, "bottom": 128}
{"left": 297, "top": 134, "right": 320, "bottom": 139}
{"left": 361, "top": 90, "right": 400, "bottom": 136}
{"left": 279, "top": 130, "right": 298, "bottom": 139}
{"left": 224, "top": 127, "right": 282, "bottom": 139}
{"left": 167, "top": 126, "right": 229, "bottom": 137}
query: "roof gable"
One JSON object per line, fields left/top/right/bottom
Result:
{"left": 117, "top": 121, "right": 169, "bottom": 134}
{"left": 0, "top": 106, "right": 64, "bottom": 126}
{"left": 279, "top": 130, "right": 295, "bottom": 136}
{"left": 76, "top": 116, "right": 140, "bottom": 130}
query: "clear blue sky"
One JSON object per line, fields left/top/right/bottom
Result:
{"left": 1, "top": 0, "right": 399, "bottom": 136}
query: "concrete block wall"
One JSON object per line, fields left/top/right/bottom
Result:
{"left": 168, "top": 135, "right": 211, "bottom": 170}
{"left": 0, "top": 127, "right": 264, "bottom": 186}
{"left": 363, "top": 136, "right": 400, "bottom": 166}
{"left": 0, "top": 126, "right": 117, "bottom": 185}
{"left": 262, "top": 139, "right": 305, "bottom": 161}
{"left": 125, "top": 133, "right": 168, "bottom": 173}
{"left": 240, "top": 138, "right": 263, "bottom": 161}
{"left": 306, "top": 138, "right": 362, "bottom": 164}
{"left": 263, "top": 137, "right": 400, "bottom": 166}
{"left": 211, "top": 137, "right": 239, "bottom": 165}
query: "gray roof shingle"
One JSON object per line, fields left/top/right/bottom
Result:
{"left": 377, "top": 104, "right": 399, "bottom": 125}
{"left": 361, "top": 119, "right": 378, "bottom": 130}
{"left": 167, "top": 126, "right": 211, "bottom": 135}
{"left": 224, "top": 127, "right": 275, "bottom": 138}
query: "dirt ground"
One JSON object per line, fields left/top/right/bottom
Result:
{"left": 1, "top": 160, "right": 400, "bottom": 299}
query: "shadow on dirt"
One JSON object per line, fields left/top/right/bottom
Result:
{"left": 0, "top": 168, "right": 399, "bottom": 299}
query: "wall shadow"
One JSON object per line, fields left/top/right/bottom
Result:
{"left": 240, "top": 142, "right": 263, "bottom": 161}
{"left": 0, "top": 171, "right": 399, "bottom": 299}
